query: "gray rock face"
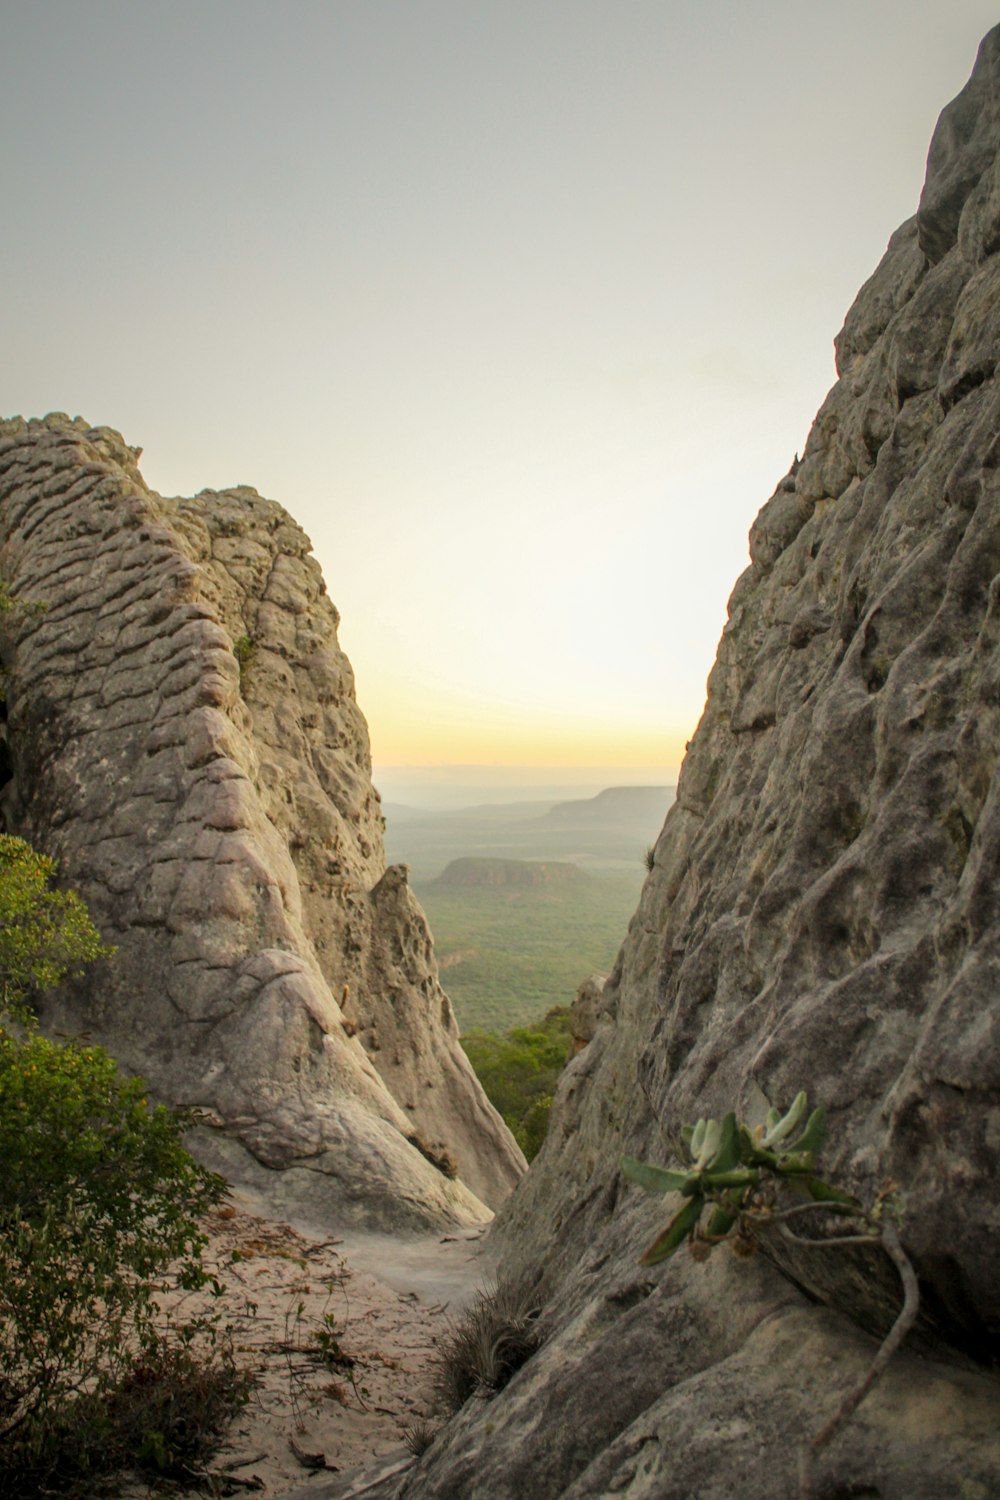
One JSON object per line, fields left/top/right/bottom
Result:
{"left": 0, "top": 415, "right": 524, "bottom": 1228}
{"left": 398, "top": 25, "right": 1000, "bottom": 1499}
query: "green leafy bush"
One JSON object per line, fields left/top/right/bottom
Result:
{"left": 0, "top": 835, "right": 114, "bottom": 1020}
{"left": 461, "top": 1006, "right": 572, "bottom": 1159}
{"left": 0, "top": 1029, "right": 229, "bottom": 1479}
{"left": 0, "top": 833, "right": 246, "bottom": 1490}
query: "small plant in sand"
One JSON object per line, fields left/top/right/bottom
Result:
{"left": 623, "top": 1093, "right": 919, "bottom": 1500}
{"left": 402, "top": 1417, "right": 439, "bottom": 1457}
{"left": 281, "top": 1283, "right": 364, "bottom": 1434}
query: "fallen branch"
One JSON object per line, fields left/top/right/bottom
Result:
{"left": 180, "top": 1462, "right": 264, "bottom": 1491}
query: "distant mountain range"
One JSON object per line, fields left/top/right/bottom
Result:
{"left": 383, "top": 785, "right": 676, "bottom": 881}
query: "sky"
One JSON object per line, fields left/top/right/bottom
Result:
{"left": 2, "top": 2, "right": 998, "bottom": 793}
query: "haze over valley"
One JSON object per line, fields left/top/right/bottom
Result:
{"left": 383, "top": 782, "right": 673, "bottom": 1031}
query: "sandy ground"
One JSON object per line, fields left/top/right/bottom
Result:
{"left": 124, "top": 1193, "right": 491, "bottom": 1499}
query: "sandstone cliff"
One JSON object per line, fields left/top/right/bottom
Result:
{"left": 396, "top": 26, "right": 1000, "bottom": 1500}
{"left": 0, "top": 418, "right": 525, "bottom": 1228}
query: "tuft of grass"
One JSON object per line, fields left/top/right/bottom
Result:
{"left": 644, "top": 844, "right": 656, "bottom": 872}
{"left": 403, "top": 1418, "right": 438, "bottom": 1457}
{"left": 232, "top": 632, "right": 255, "bottom": 690}
{"left": 435, "top": 1276, "right": 541, "bottom": 1413}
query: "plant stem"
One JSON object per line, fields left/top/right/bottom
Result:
{"left": 779, "top": 1226, "right": 880, "bottom": 1249}
{"left": 798, "top": 1223, "right": 919, "bottom": 1499}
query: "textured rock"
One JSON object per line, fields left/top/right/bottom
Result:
{"left": 0, "top": 415, "right": 524, "bottom": 1228}
{"left": 397, "top": 25, "right": 1000, "bottom": 1499}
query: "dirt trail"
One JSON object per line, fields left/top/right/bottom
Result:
{"left": 127, "top": 1192, "right": 491, "bottom": 1498}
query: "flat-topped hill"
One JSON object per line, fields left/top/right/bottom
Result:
{"left": 433, "top": 857, "right": 590, "bottom": 889}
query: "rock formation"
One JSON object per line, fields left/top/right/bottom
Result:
{"left": 0, "top": 417, "right": 525, "bottom": 1229}
{"left": 395, "top": 26, "right": 1000, "bottom": 1499}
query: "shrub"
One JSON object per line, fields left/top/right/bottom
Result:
{"left": 0, "top": 833, "right": 245, "bottom": 1490}
{"left": 1, "top": 1341, "right": 251, "bottom": 1495}
{"left": 461, "top": 1006, "right": 571, "bottom": 1159}
{"left": 623, "top": 1094, "right": 920, "bottom": 1500}
{"left": 0, "top": 835, "right": 114, "bottom": 1021}
{"left": 0, "top": 1028, "right": 228, "bottom": 1480}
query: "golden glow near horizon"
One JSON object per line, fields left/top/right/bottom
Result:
{"left": 2, "top": 4, "right": 996, "bottom": 778}
{"left": 362, "top": 693, "right": 691, "bottom": 772}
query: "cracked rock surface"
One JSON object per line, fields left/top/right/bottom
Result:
{"left": 394, "top": 26, "right": 1000, "bottom": 1500}
{"left": 0, "top": 416, "right": 524, "bottom": 1230}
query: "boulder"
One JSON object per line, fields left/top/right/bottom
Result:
{"left": 0, "top": 415, "right": 525, "bottom": 1229}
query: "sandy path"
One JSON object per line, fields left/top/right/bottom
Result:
{"left": 126, "top": 1193, "right": 491, "bottom": 1498}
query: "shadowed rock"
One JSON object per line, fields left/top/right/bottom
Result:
{"left": 392, "top": 25, "right": 1000, "bottom": 1499}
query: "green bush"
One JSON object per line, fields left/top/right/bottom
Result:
{"left": 461, "top": 1006, "right": 571, "bottom": 1159}
{"left": 0, "top": 835, "right": 114, "bottom": 1020}
{"left": 0, "top": 1029, "right": 229, "bottom": 1479}
{"left": 0, "top": 832, "right": 245, "bottom": 1490}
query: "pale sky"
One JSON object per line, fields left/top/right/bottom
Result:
{"left": 2, "top": 2, "right": 997, "bottom": 779}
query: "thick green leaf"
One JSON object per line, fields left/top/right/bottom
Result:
{"left": 697, "top": 1118, "right": 722, "bottom": 1168}
{"left": 763, "top": 1091, "right": 808, "bottom": 1147}
{"left": 621, "top": 1157, "right": 690, "bottom": 1196}
{"left": 790, "top": 1106, "right": 827, "bottom": 1158}
{"left": 736, "top": 1123, "right": 758, "bottom": 1165}
{"left": 708, "top": 1112, "right": 741, "bottom": 1173}
{"left": 702, "top": 1166, "right": 758, "bottom": 1190}
{"left": 704, "top": 1208, "right": 735, "bottom": 1239}
{"left": 774, "top": 1150, "right": 821, "bottom": 1176}
{"left": 640, "top": 1194, "right": 705, "bottom": 1265}
{"left": 705, "top": 1189, "right": 743, "bottom": 1239}
{"left": 801, "top": 1174, "right": 860, "bottom": 1210}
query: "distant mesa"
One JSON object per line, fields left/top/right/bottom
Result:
{"left": 433, "top": 857, "right": 590, "bottom": 889}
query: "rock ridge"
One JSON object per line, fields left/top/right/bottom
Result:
{"left": 0, "top": 412, "right": 524, "bottom": 1229}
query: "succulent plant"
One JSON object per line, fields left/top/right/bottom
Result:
{"left": 624, "top": 1094, "right": 919, "bottom": 1500}
{"left": 622, "top": 1092, "right": 858, "bottom": 1265}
